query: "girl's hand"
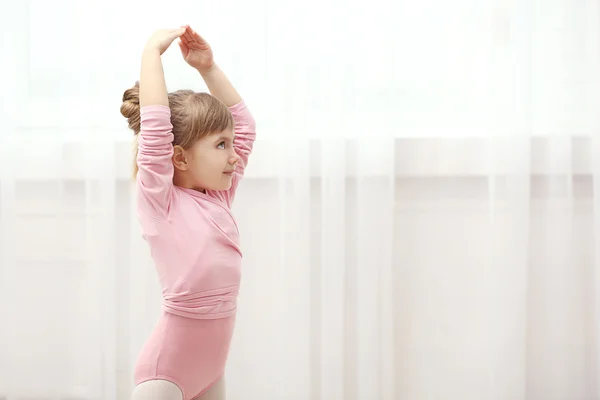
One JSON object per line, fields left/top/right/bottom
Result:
{"left": 178, "top": 25, "right": 215, "bottom": 72}
{"left": 145, "top": 28, "right": 186, "bottom": 55}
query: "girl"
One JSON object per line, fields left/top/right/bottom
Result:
{"left": 120, "top": 25, "right": 256, "bottom": 400}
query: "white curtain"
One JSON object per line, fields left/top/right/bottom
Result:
{"left": 1, "top": 0, "right": 599, "bottom": 399}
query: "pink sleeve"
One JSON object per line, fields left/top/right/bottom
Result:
{"left": 209, "top": 101, "right": 256, "bottom": 208}
{"left": 136, "top": 105, "right": 174, "bottom": 218}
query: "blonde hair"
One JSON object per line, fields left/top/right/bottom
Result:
{"left": 120, "top": 82, "right": 234, "bottom": 177}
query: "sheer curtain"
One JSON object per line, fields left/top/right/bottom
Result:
{"left": 1, "top": 0, "right": 599, "bottom": 399}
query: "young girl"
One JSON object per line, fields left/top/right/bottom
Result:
{"left": 120, "top": 25, "right": 256, "bottom": 400}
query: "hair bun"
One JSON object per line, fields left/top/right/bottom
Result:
{"left": 120, "top": 82, "right": 141, "bottom": 134}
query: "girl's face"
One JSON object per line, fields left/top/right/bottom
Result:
{"left": 173, "top": 128, "right": 240, "bottom": 192}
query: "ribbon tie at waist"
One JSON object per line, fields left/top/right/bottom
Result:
{"left": 162, "top": 286, "right": 239, "bottom": 319}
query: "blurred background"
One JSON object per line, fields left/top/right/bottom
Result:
{"left": 1, "top": 0, "right": 599, "bottom": 399}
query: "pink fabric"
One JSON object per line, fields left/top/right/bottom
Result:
{"left": 134, "top": 312, "right": 235, "bottom": 400}
{"left": 133, "top": 101, "right": 256, "bottom": 399}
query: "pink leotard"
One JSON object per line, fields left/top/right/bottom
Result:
{"left": 132, "top": 100, "right": 256, "bottom": 400}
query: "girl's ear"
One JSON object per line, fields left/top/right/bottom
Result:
{"left": 172, "top": 145, "right": 188, "bottom": 171}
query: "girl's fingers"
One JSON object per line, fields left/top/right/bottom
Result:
{"left": 185, "top": 29, "right": 195, "bottom": 43}
{"left": 179, "top": 26, "right": 188, "bottom": 42}
{"left": 170, "top": 27, "right": 185, "bottom": 41}
{"left": 178, "top": 25, "right": 209, "bottom": 48}
{"left": 184, "top": 26, "right": 205, "bottom": 45}
{"left": 182, "top": 25, "right": 193, "bottom": 42}
{"left": 178, "top": 40, "right": 189, "bottom": 57}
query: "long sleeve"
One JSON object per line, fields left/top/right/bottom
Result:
{"left": 209, "top": 101, "right": 256, "bottom": 208}
{"left": 137, "top": 105, "right": 175, "bottom": 219}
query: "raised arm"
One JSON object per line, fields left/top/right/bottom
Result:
{"left": 200, "top": 63, "right": 256, "bottom": 181}
{"left": 136, "top": 28, "right": 185, "bottom": 218}
{"left": 179, "top": 25, "right": 257, "bottom": 207}
{"left": 217, "top": 96, "right": 256, "bottom": 207}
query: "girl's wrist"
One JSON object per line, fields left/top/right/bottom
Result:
{"left": 142, "top": 45, "right": 161, "bottom": 56}
{"left": 197, "top": 63, "right": 217, "bottom": 76}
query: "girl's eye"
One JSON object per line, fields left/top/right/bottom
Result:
{"left": 217, "top": 141, "right": 225, "bottom": 149}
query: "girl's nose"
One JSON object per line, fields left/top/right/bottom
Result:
{"left": 229, "top": 154, "right": 240, "bottom": 165}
